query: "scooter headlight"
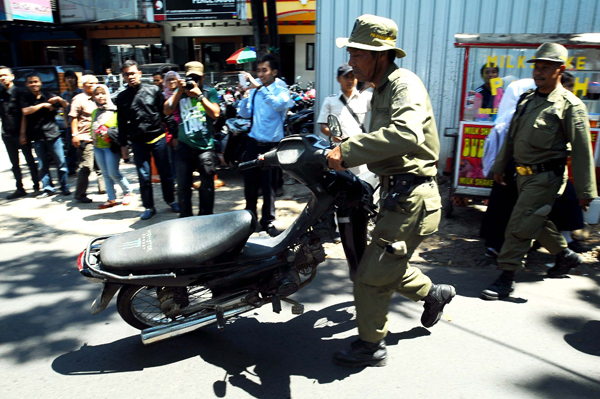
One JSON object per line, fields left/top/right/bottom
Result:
{"left": 277, "top": 142, "right": 305, "bottom": 165}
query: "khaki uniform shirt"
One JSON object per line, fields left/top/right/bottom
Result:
{"left": 491, "top": 86, "right": 597, "bottom": 199}
{"left": 340, "top": 64, "right": 439, "bottom": 177}
{"left": 69, "top": 92, "right": 97, "bottom": 142}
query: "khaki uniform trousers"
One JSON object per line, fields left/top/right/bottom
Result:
{"left": 497, "top": 170, "right": 567, "bottom": 271}
{"left": 354, "top": 180, "right": 441, "bottom": 343}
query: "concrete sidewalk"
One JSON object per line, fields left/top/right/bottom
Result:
{"left": 0, "top": 145, "right": 599, "bottom": 399}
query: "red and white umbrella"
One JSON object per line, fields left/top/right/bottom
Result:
{"left": 226, "top": 46, "right": 257, "bottom": 65}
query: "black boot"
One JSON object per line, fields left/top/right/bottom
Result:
{"left": 7, "top": 189, "right": 27, "bottom": 199}
{"left": 481, "top": 270, "right": 516, "bottom": 300}
{"left": 421, "top": 284, "right": 456, "bottom": 328}
{"left": 332, "top": 339, "right": 387, "bottom": 367}
{"left": 547, "top": 248, "right": 582, "bottom": 278}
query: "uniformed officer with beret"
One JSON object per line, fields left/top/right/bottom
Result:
{"left": 481, "top": 43, "right": 597, "bottom": 300}
{"left": 327, "top": 14, "right": 455, "bottom": 367}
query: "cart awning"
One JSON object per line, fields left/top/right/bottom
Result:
{"left": 455, "top": 33, "right": 600, "bottom": 47}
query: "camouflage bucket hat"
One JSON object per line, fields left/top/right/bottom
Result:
{"left": 336, "top": 14, "right": 406, "bottom": 59}
{"left": 526, "top": 42, "right": 568, "bottom": 64}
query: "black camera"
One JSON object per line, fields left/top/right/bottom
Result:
{"left": 185, "top": 76, "right": 197, "bottom": 90}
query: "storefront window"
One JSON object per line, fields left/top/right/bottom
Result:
{"left": 462, "top": 47, "right": 600, "bottom": 122}
{"left": 45, "top": 46, "right": 78, "bottom": 66}
{"left": 107, "top": 44, "right": 166, "bottom": 71}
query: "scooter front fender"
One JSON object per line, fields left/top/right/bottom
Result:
{"left": 91, "top": 283, "right": 122, "bottom": 315}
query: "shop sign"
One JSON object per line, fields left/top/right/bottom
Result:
{"left": 58, "top": 0, "right": 138, "bottom": 23}
{"left": 9, "top": 0, "right": 53, "bottom": 23}
{"left": 154, "top": 0, "right": 237, "bottom": 21}
{"left": 455, "top": 122, "right": 494, "bottom": 194}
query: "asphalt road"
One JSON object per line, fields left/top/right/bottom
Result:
{"left": 0, "top": 145, "right": 599, "bottom": 399}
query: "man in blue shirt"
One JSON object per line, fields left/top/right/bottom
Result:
{"left": 238, "top": 54, "right": 291, "bottom": 236}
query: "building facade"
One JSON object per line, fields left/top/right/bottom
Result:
{"left": 160, "top": 0, "right": 316, "bottom": 86}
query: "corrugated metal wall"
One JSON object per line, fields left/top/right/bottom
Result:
{"left": 316, "top": 0, "right": 600, "bottom": 163}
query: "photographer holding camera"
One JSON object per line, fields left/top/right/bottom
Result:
{"left": 164, "top": 61, "right": 220, "bottom": 217}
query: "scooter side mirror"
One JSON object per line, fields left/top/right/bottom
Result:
{"left": 327, "top": 114, "right": 343, "bottom": 147}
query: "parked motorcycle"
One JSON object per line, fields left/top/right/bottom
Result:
{"left": 221, "top": 117, "right": 251, "bottom": 166}
{"left": 77, "top": 125, "right": 377, "bottom": 345}
{"left": 284, "top": 108, "right": 314, "bottom": 136}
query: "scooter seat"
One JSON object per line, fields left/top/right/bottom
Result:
{"left": 100, "top": 211, "right": 257, "bottom": 270}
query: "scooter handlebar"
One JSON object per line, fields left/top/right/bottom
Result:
{"left": 238, "top": 159, "right": 261, "bottom": 170}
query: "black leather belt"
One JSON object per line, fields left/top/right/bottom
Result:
{"left": 382, "top": 173, "right": 435, "bottom": 196}
{"left": 516, "top": 159, "right": 566, "bottom": 176}
{"left": 381, "top": 173, "right": 435, "bottom": 210}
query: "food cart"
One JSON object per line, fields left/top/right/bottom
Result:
{"left": 446, "top": 33, "right": 600, "bottom": 217}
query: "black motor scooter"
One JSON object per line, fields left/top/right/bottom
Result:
{"left": 77, "top": 119, "right": 376, "bottom": 345}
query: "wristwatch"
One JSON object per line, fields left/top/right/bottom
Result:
{"left": 197, "top": 93, "right": 205, "bottom": 102}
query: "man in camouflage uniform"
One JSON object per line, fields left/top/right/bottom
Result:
{"left": 327, "top": 14, "right": 455, "bottom": 367}
{"left": 482, "top": 43, "right": 597, "bottom": 300}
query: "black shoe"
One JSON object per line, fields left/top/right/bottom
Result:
{"left": 170, "top": 202, "right": 180, "bottom": 213}
{"left": 421, "top": 284, "right": 456, "bottom": 328}
{"left": 332, "top": 339, "right": 387, "bottom": 367}
{"left": 140, "top": 208, "right": 156, "bottom": 220}
{"left": 567, "top": 240, "right": 588, "bottom": 254}
{"left": 481, "top": 271, "right": 516, "bottom": 300}
{"left": 275, "top": 187, "right": 284, "bottom": 197}
{"left": 36, "top": 190, "right": 55, "bottom": 199}
{"left": 547, "top": 248, "right": 582, "bottom": 278}
{"left": 76, "top": 196, "right": 92, "bottom": 203}
{"left": 7, "top": 189, "right": 27, "bottom": 199}
{"left": 62, "top": 189, "right": 71, "bottom": 196}
{"left": 333, "top": 231, "right": 342, "bottom": 244}
{"left": 266, "top": 225, "right": 281, "bottom": 237}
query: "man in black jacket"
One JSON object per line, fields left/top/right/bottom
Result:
{"left": 20, "top": 72, "right": 70, "bottom": 199}
{"left": 0, "top": 66, "right": 39, "bottom": 199}
{"left": 116, "top": 60, "right": 179, "bottom": 220}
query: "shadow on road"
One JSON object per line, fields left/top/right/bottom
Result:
{"left": 516, "top": 374, "right": 600, "bottom": 399}
{"left": 51, "top": 301, "right": 432, "bottom": 398}
{"left": 0, "top": 247, "right": 100, "bottom": 363}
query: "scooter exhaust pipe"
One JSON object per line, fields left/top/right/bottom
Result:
{"left": 141, "top": 305, "right": 255, "bottom": 345}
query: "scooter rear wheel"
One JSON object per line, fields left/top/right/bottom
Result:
{"left": 117, "top": 285, "right": 213, "bottom": 330}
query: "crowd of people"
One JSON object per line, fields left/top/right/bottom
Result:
{"left": 0, "top": 54, "right": 297, "bottom": 232}
{"left": 0, "top": 14, "right": 597, "bottom": 368}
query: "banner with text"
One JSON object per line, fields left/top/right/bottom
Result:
{"left": 455, "top": 122, "right": 494, "bottom": 194}
{"left": 154, "top": 0, "right": 237, "bottom": 21}
{"left": 59, "top": 0, "right": 138, "bottom": 23}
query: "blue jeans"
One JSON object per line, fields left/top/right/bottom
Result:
{"left": 33, "top": 137, "right": 68, "bottom": 193}
{"left": 64, "top": 127, "right": 78, "bottom": 174}
{"left": 131, "top": 136, "right": 174, "bottom": 209}
{"left": 94, "top": 147, "right": 131, "bottom": 201}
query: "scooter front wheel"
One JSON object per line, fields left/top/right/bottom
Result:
{"left": 116, "top": 285, "right": 213, "bottom": 330}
